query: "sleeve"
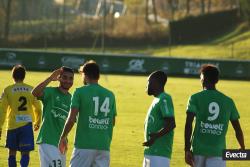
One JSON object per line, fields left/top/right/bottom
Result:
{"left": 71, "top": 89, "right": 80, "bottom": 110}
{"left": 32, "top": 97, "right": 42, "bottom": 127}
{"left": 230, "top": 99, "right": 240, "bottom": 121}
{"left": 186, "top": 95, "right": 197, "bottom": 114}
{"left": 0, "top": 90, "right": 8, "bottom": 129}
{"left": 159, "top": 96, "right": 174, "bottom": 118}
{"left": 112, "top": 94, "right": 117, "bottom": 117}
{"left": 37, "top": 87, "right": 50, "bottom": 102}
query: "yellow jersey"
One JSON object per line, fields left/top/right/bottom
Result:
{"left": 0, "top": 82, "right": 41, "bottom": 130}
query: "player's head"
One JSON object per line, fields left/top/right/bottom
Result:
{"left": 12, "top": 64, "right": 26, "bottom": 82}
{"left": 58, "top": 66, "right": 74, "bottom": 91}
{"left": 79, "top": 60, "right": 100, "bottom": 85}
{"left": 200, "top": 64, "right": 219, "bottom": 88}
{"left": 147, "top": 70, "right": 167, "bottom": 96}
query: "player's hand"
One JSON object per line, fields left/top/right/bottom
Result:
{"left": 49, "top": 69, "right": 62, "bottom": 81}
{"left": 59, "top": 137, "right": 68, "bottom": 155}
{"left": 185, "top": 150, "right": 194, "bottom": 167}
{"left": 142, "top": 133, "right": 158, "bottom": 147}
{"left": 33, "top": 124, "right": 40, "bottom": 131}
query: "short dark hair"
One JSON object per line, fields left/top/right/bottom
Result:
{"left": 12, "top": 65, "right": 26, "bottom": 81}
{"left": 79, "top": 60, "right": 100, "bottom": 80}
{"left": 200, "top": 64, "right": 219, "bottom": 84}
{"left": 150, "top": 70, "right": 167, "bottom": 87}
{"left": 61, "top": 66, "right": 74, "bottom": 74}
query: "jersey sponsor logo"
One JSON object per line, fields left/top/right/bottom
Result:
{"left": 51, "top": 109, "right": 67, "bottom": 121}
{"left": 16, "top": 115, "right": 32, "bottom": 122}
{"left": 200, "top": 121, "right": 224, "bottom": 135}
{"left": 89, "top": 116, "right": 110, "bottom": 130}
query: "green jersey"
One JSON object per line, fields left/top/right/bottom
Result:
{"left": 71, "top": 83, "right": 116, "bottom": 150}
{"left": 37, "top": 87, "right": 71, "bottom": 147}
{"left": 187, "top": 90, "right": 240, "bottom": 157}
{"left": 144, "top": 92, "right": 174, "bottom": 158}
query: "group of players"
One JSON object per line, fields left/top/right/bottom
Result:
{"left": 0, "top": 60, "right": 245, "bottom": 167}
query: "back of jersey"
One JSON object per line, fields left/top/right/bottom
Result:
{"left": 71, "top": 83, "right": 117, "bottom": 150}
{"left": 187, "top": 89, "right": 240, "bottom": 156}
{"left": 2, "top": 83, "right": 38, "bottom": 130}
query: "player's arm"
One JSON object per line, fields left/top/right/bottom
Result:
{"left": 32, "top": 69, "right": 61, "bottom": 98}
{"left": 59, "top": 108, "right": 78, "bottom": 154}
{"left": 231, "top": 119, "right": 245, "bottom": 150}
{"left": 185, "top": 111, "right": 195, "bottom": 167}
{"left": 0, "top": 91, "right": 8, "bottom": 139}
{"left": 32, "top": 98, "right": 42, "bottom": 131}
{"left": 143, "top": 116, "right": 176, "bottom": 147}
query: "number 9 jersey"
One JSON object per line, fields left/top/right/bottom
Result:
{"left": 0, "top": 83, "right": 41, "bottom": 130}
{"left": 187, "top": 89, "right": 240, "bottom": 157}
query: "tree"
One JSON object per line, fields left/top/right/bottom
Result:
{"left": 240, "top": 0, "right": 250, "bottom": 23}
{"left": 186, "top": 0, "right": 191, "bottom": 15}
{"left": 4, "top": 0, "right": 12, "bottom": 41}
{"left": 200, "top": 0, "right": 205, "bottom": 14}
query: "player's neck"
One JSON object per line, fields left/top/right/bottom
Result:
{"left": 203, "top": 85, "right": 216, "bottom": 90}
{"left": 58, "top": 86, "right": 69, "bottom": 94}
{"left": 154, "top": 89, "right": 164, "bottom": 97}
{"left": 14, "top": 80, "right": 23, "bottom": 84}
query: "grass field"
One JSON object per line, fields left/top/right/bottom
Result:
{"left": 0, "top": 70, "right": 249, "bottom": 167}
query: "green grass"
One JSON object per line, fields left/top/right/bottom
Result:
{"left": 0, "top": 70, "right": 249, "bottom": 167}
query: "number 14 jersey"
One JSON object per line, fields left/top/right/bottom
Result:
{"left": 71, "top": 83, "right": 117, "bottom": 151}
{"left": 187, "top": 89, "right": 240, "bottom": 157}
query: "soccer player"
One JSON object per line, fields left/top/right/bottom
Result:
{"left": 143, "top": 71, "right": 176, "bottom": 167}
{"left": 0, "top": 65, "right": 41, "bottom": 167}
{"left": 32, "top": 67, "right": 74, "bottom": 167}
{"left": 184, "top": 64, "right": 245, "bottom": 167}
{"left": 59, "top": 60, "right": 117, "bottom": 167}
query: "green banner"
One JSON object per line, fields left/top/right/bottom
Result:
{"left": 0, "top": 49, "right": 250, "bottom": 79}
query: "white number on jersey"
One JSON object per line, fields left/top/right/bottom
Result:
{"left": 93, "top": 97, "right": 110, "bottom": 117}
{"left": 208, "top": 102, "right": 220, "bottom": 121}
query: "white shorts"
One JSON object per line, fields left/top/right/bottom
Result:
{"left": 194, "top": 155, "right": 226, "bottom": 167}
{"left": 143, "top": 155, "right": 170, "bottom": 167}
{"left": 70, "top": 148, "right": 110, "bottom": 167}
{"left": 38, "top": 143, "right": 66, "bottom": 167}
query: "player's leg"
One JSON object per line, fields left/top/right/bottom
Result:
{"left": 92, "top": 150, "right": 110, "bottom": 167}
{"left": 70, "top": 148, "right": 95, "bottom": 167}
{"left": 8, "top": 149, "right": 17, "bottom": 167}
{"left": 20, "top": 151, "right": 30, "bottom": 167}
{"left": 38, "top": 143, "right": 66, "bottom": 167}
{"left": 143, "top": 155, "right": 170, "bottom": 167}
{"left": 18, "top": 123, "right": 34, "bottom": 167}
{"left": 205, "top": 157, "right": 225, "bottom": 167}
{"left": 6, "top": 128, "right": 18, "bottom": 167}
{"left": 194, "top": 155, "right": 206, "bottom": 167}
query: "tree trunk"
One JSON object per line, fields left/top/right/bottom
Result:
{"left": 186, "top": 0, "right": 190, "bottom": 15}
{"left": 4, "top": 0, "right": 12, "bottom": 41}
{"left": 145, "top": 0, "right": 149, "bottom": 23}
{"left": 152, "top": 0, "right": 158, "bottom": 23}
{"left": 200, "top": 0, "right": 205, "bottom": 14}
{"left": 207, "top": 0, "right": 211, "bottom": 13}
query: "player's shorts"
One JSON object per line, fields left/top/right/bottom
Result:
{"left": 194, "top": 155, "right": 225, "bottom": 167}
{"left": 143, "top": 155, "right": 170, "bottom": 167}
{"left": 6, "top": 122, "right": 34, "bottom": 152}
{"left": 38, "top": 143, "right": 66, "bottom": 167}
{"left": 70, "top": 148, "right": 110, "bottom": 167}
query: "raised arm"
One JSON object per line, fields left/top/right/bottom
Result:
{"left": 32, "top": 69, "right": 61, "bottom": 98}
